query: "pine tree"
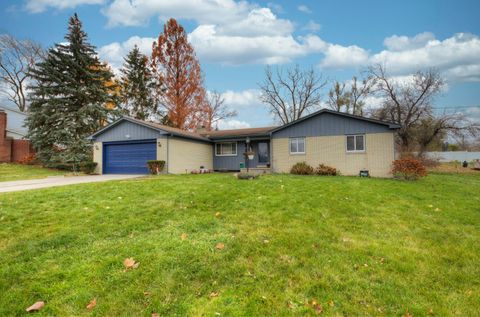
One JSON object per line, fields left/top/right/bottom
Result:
{"left": 119, "top": 45, "right": 158, "bottom": 120}
{"left": 27, "top": 13, "right": 116, "bottom": 170}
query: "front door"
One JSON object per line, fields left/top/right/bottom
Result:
{"left": 258, "top": 142, "right": 269, "bottom": 164}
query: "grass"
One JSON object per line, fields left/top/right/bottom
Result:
{"left": 428, "top": 162, "right": 480, "bottom": 174}
{"left": 0, "top": 163, "right": 65, "bottom": 182}
{"left": 0, "top": 173, "right": 479, "bottom": 316}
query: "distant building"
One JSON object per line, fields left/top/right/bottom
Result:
{"left": 0, "top": 105, "right": 28, "bottom": 139}
{"left": 0, "top": 106, "right": 34, "bottom": 162}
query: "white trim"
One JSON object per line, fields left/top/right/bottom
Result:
{"left": 215, "top": 142, "right": 238, "bottom": 156}
{"left": 346, "top": 134, "right": 366, "bottom": 153}
{"left": 289, "top": 137, "right": 306, "bottom": 155}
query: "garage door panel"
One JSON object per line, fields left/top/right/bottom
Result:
{"left": 104, "top": 141, "right": 156, "bottom": 174}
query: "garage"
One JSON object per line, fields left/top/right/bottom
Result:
{"left": 90, "top": 117, "right": 213, "bottom": 175}
{"left": 103, "top": 140, "right": 156, "bottom": 174}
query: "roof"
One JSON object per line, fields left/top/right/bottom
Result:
{"left": 270, "top": 109, "right": 400, "bottom": 133}
{"left": 89, "top": 116, "right": 211, "bottom": 142}
{"left": 200, "top": 126, "right": 277, "bottom": 139}
{"left": 89, "top": 109, "right": 399, "bottom": 142}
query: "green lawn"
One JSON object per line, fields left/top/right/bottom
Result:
{"left": 0, "top": 173, "right": 479, "bottom": 316}
{"left": 0, "top": 163, "right": 65, "bottom": 182}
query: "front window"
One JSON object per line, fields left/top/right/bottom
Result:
{"left": 215, "top": 142, "right": 237, "bottom": 156}
{"left": 289, "top": 137, "right": 305, "bottom": 154}
{"left": 346, "top": 135, "right": 365, "bottom": 152}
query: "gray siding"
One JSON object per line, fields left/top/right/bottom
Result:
{"left": 272, "top": 112, "right": 391, "bottom": 138}
{"left": 94, "top": 121, "right": 161, "bottom": 142}
{"left": 213, "top": 141, "right": 269, "bottom": 170}
{"left": 1, "top": 106, "right": 27, "bottom": 138}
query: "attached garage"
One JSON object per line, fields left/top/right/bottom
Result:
{"left": 103, "top": 140, "right": 156, "bottom": 174}
{"left": 89, "top": 117, "right": 213, "bottom": 175}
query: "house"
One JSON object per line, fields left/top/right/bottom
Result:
{"left": 89, "top": 109, "right": 400, "bottom": 177}
{"left": 0, "top": 107, "right": 34, "bottom": 162}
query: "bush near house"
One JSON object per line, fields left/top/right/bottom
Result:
{"left": 315, "top": 164, "right": 338, "bottom": 176}
{"left": 392, "top": 158, "right": 427, "bottom": 180}
{"left": 79, "top": 161, "right": 98, "bottom": 175}
{"left": 147, "top": 160, "right": 166, "bottom": 175}
{"left": 290, "top": 162, "right": 315, "bottom": 175}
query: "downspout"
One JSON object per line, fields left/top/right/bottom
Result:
{"left": 167, "top": 134, "right": 170, "bottom": 174}
{"left": 269, "top": 132, "right": 274, "bottom": 172}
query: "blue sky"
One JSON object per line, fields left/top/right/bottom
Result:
{"left": 1, "top": 0, "right": 479, "bottom": 128}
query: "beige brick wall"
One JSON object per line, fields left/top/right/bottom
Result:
{"left": 272, "top": 132, "right": 394, "bottom": 177}
{"left": 156, "top": 137, "right": 168, "bottom": 173}
{"left": 92, "top": 142, "right": 102, "bottom": 174}
{"left": 167, "top": 137, "right": 213, "bottom": 174}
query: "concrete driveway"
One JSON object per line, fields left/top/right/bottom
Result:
{"left": 0, "top": 174, "right": 143, "bottom": 193}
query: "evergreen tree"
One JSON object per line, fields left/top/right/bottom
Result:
{"left": 119, "top": 45, "right": 158, "bottom": 120}
{"left": 27, "top": 13, "right": 116, "bottom": 169}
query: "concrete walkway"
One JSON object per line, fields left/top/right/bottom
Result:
{"left": 0, "top": 174, "right": 143, "bottom": 193}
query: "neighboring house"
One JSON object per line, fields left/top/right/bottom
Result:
{"left": 89, "top": 109, "right": 400, "bottom": 177}
{"left": 0, "top": 107, "right": 34, "bottom": 162}
{"left": 0, "top": 105, "right": 28, "bottom": 139}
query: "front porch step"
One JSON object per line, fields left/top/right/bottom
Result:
{"left": 240, "top": 167, "right": 272, "bottom": 174}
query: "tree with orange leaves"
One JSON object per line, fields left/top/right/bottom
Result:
{"left": 151, "top": 18, "right": 207, "bottom": 130}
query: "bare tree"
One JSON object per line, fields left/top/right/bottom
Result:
{"left": 327, "top": 75, "right": 375, "bottom": 115}
{"left": 203, "top": 91, "right": 237, "bottom": 130}
{"left": 327, "top": 81, "right": 348, "bottom": 112}
{"left": 368, "top": 64, "right": 479, "bottom": 152}
{"left": 0, "top": 34, "right": 43, "bottom": 112}
{"left": 259, "top": 65, "right": 327, "bottom": 124}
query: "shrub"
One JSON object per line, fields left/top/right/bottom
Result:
{"left": 236, "top": 172, "right": 259, "bottom": 180}
{"left": 290, "top": 162, "right": 314, "bottom": 175}
{"left": 79, "top": 161, "right": 97, "bottom": 174}
{"left": 391, "top": 158, "right": 427, "bottom": 180}
{"left": 315, "top": 164, "right": 338, "bottom": 176}
{"left": 44, "top": 162, "right": 75, "bottom": 171}
{"left": 147, "top": 160, "right": 165, "bottom": 175}
{"left": 18, "top": 153, "right": 37, "bottom": 165}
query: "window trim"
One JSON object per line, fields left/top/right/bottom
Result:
{"left": 346, "top": 134, "right": 366, "bottom": 153}
{"left": 215, "top": 142, "right": 238, "bottom": 157}
{"left": 289, "top": 137, "right": 306, "bottom": 155}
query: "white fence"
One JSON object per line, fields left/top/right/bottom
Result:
{"left": 424, "top": 151, "right": 480, "bottom": 162}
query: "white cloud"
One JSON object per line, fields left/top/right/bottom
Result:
{"left": 303, "top": 20, "right": 321, "bottom": 32}
{"left": 98, "top": 36, "right": 156, "bottom": 72}
{"left": 188, "top": 26, "right": 324, "bottom": 65}
{"left": 221, "top": 89, "right": 262, "bottom": 108}
{"left": 319, "top": 32, "right": 480, "bottom": 83}
{"left": 320, "top": 44, "right": 369, "bottom": 69}
{"left": 371, "top": 33, "right": 480, "bottom": 79}
{"left": 383, "top": 32, "right": 435, "bottom": 51}
{"left": 297, "top": 5, "right": 312, "bottom": 14}
{"left": 25, "top": 0, "right": 104, "bottom": 13}
{"left": 104, "top": 0, "right": 256, "bottom": 29}
{"left": 217, "top": 119, "right": 251, "bottom": 129}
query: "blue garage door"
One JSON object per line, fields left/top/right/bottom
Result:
{"left": 103, "top": 140, "right": 156, "bottom": 174}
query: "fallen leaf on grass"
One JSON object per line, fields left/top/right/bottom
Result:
{"left": 404, "top": 309, "right": 413, "bottom": 317}
{"left": 210, "top": 292, "right": 219, "bottom": 297}
{"left": 215, "top": 243, "right": 225, "bottom": 250}
{"left": 123, "top": 258, "right": 140, "bottom": 270}
{"left": 143, "top": 291, "right": 151, "bottom": 296}
{"left": 181, "top": 233, "right": 188, "bottom": 240}
{"left": 152, "top": 313, "right": 160, "bottom": 317}
{"left": 328, "top": 299, "right": 334, "bottom": 307}
{"left": 86, "top": 298, "right": 96, "bottom": 310}
{"left": 215, "top": 212, "right": 221, "bottom": 217}
{"left": 26, "top": 301, "right": 44, "bottom": 312}
{"left": 263, "top": 239, "right": 270, "bottom": 244}
{"left": 428, "top": 308, "right": 434, "bottom": 315}
{"left": 311, "top": 300, "right": 323, "bottom": 314}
